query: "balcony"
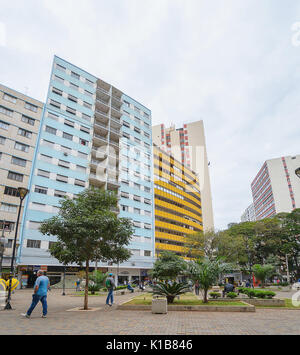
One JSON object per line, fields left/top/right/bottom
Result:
{"left": 93, "top": 133, "right": 108, "bottom": 147}
{"left": 90, "top": 159, "right": 107, "bottom": 169}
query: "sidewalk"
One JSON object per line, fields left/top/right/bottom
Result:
{"left": 1, "top": 289, "right": 300, "bottom": 335}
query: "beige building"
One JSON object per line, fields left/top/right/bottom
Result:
{"left": 152, "top": 120, "right": 214, "bottom": 231}
{"left": 0, "top": 84, "right": 43, "bottom": 272}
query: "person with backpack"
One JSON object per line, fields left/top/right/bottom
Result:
{"left": 105, "top": 273, "right": 115, "bottom": 307}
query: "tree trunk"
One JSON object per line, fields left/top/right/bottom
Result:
{"left": 84, "top": 260, "right": 89, "bottom": 310}
{"left": 203, "top": 289, "right": 208, "bottom": 303}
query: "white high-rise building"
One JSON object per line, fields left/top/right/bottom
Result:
{"left": 241, "top": 203, "right": 256, "bottom": 222}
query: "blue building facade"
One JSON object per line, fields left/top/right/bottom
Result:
{"left": 18, "top": 56, "right": 155, "bottom": 285}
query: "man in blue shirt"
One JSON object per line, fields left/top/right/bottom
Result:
{"left": 21, "top": 270, "right": 50, "bottom": 318}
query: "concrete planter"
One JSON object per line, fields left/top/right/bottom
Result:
{"left": 152, "top": 298, "right": 167, "bottom": 314}
{"left": 211, "top": 298, "right": 285, "bottom": 307}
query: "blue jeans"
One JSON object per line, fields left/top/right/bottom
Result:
{"left": 27, "top": 294, "right": 48, "bottom": 316}
{"left": 106, "top": 289, "right": 114, "bottom": 305}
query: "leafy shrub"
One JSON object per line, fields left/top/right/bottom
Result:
{"left": 226, "top": 292, "right": 238, "bottom": 299}
{"left": 209, "top": 292, "right": 221, "bottom": 299}
{"left": 88, "top": 284, "right": 100, "bottom": 294}
{"left": 238, "top": 287, "right": 276, "bottom": 299}
{"left": 151, "top": 281, "right": 191, "bottom": 304}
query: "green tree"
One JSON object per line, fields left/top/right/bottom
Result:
{"left": 40, "top": 188, "right": 134, "bottom": 310}
{"left": 188, "top": 258, "right": 232, "bottom": 303}
{"left": 185, "top": 229, "right": 219, "bottom": 259}
{"left": 149, "top": 251, "right": 188, "bottom": 282}
{"left": 252, "top": 264, "right": 275, "bottom": 288}
{"left": 90, "top": 270, "right": 108, "bottom": 289}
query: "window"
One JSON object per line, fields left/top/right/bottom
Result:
{"left": 74, "top": 179, "right": 85, "bottom": 187}
{"left": 123, "top": 132, "right": 130, "bottom": 139}
{"left": 123, "top": 121, "right": 130, "bottom": 128}
{"left": 0, "top": 106, "right": 13, "bottom": 117}
{"left": 68, "top": 94, "right": 77, "bottom": 103}
{"left": 86, "top": 78, "right": 94, "bottom": 87}
{"left": 21, "top": 115, "right": 35, "bottom": 126}
{"left": 71, "top": 71, "right": 80, "bottom": 80}
{"left": 82, "top": 113, "right": 91, "bottom": 121}
{"left": 24, "top": 102, "right": 38, "bottom": 112}
{"left": 144, "top": 224, "right": 152, "bottom": 230}
{"left": 134, "top": 127, "right": 141, "bottom": 134}
{"left": 63, "top": 132, "right": 73, "bottom": 141}
{"left": 54, "top": 190, "right": 66, "bottom": 198}
{"left": 80, "top": 138, "right": 87, "bottom": 146}
{"left": 58, "top": 160, "right": 70, "bottom": 169}
{"left": 80, "top": 126, "right": 90, "bottom": 134}
{"left": 121, "top": 192, "right": 129, "bottom": 199}
{"left": 8, "top": 171, "right": 23, "bottom": 182}
{"left": 134, "top": 208, "right": 141, "bottom": 215}
{"left": 66, "top": 106, "right": 76, "bottom": 115}
{"left": 45, "top": 126, "right": 57, "bottom": 135}
{"left": 134, "top": 183, "right": 141, "bottom": 190}
{"left": 40, "top": 154, "right": 52, "bottom": 163}
{"left": 84, "top": 90, "right": 93, "bottom": 98}
{"left": 27, "top": 239, "right": 41, "bottom": 249}
{"left": 14, "top": 142, "right": 29, "bottom": 152}
{"left": 121, "top": 205, "right": 129, "bottom": 212}
{"left": 49, "top": 241, "right": 57, "bottom": 249}
{"left": 34, "top": 186, "right": 48, "bottom": 195}
{"left": 52, "top": 87, "right": 63, "bottom": 96}
{"left": 77, "top": 151, "right": 88, "bottom": 159}
{"left": 56, "top": 174, "right": 68, "bottom": 183}
{"left": 0, "top": 120, "right": 9, "bottom": 130}
{"left": 76, "top": 165, "right": 86, "bottom": 173}
{"left": 28, "top": 221, "right": 41, "bottom": 230}
{"left": 144, "top": 186, "right": 151, "bottom": 193}
{"left": 3, "top": 93, "right": 17, "bottom": 104}
{"left": 83, "top": 101, "right": 92, "bottom": 109}
{"left": 41, "top": 139, "right": 54, "bottom": 149}
{"left": 11, "top": 156, "right": 26, "bottom": 167}
{"left": 70, "top": 82, "right": 79, "bottom": 91}
{"left": 50, "top": 99, "right": 61, "bottom": 109}
{"left": 134, "top": 106, "right": 140, "bottom": 113}
{"left": 144, "top": 250, "right": 151, "bottom": 257}
{"left": 37, "top": 169, "right": 50, "bottom": 178}
{"left": 4, "top": 186, "right": 19, "bottom": 197}
{"left": 133, "top": 195, "right": 141, "bottom": 202}
{"left": 144, "top": 198, "right": 152, "bottom": 205}
{"left": 54, "top": 75, "right": 64, "bottom": 84}
{"left": 47, "top": 112, "right": 59, "bottom": 121}
{"left": 64, "top": 119, "right": 74, "bottom": 128}
{"left": 0, "top": 136, "right": 6, "bottom": 145}
{"left": 133, "top": 221, "right": 141, "bottom": 228}
{"left": 31, "top": 202, "right": 46, "bottom": 211}
{"left": 56, "top": 63, "right": 66, "bottom": 72}
{"left": 18, "top": 128, "right": 32, "bottom": 139}
{"left": 0, "top": 203, "right": 18, "bottom": 213}
{"left": 145, "top": 210, "right": 151, "bottom": 217}
{"left": 131, "top": 249, "right": 140, "bottom": 256}
{"left": 134, "top": 137, "right": 141, "bottom": 144}
{"left": 123, "top": 101, "right": 130, "bottom": 107}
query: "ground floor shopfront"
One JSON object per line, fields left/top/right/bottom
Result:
{"left": 16, "top": 265, "right": 150, "bottom": 288}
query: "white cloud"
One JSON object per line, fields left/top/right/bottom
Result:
{"left": 0, "top": 0, "right": 299, "bottom": 229}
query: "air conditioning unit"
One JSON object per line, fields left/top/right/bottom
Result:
{"left": 64, "top": 152, "right": 68, "bottom": 156}
{"left": 131, "top": 263, "right": 136, "bottom": 267}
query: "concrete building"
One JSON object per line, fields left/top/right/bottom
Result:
{"left": 251, "top": 155, "right": 300, "bottom": 220}
{"left": 241, "top": 203, "right": 256, "bottom": 222}
{"left": 153, "top": 145, "right": 203, "bottom": 259}
{"left": 152, "top": 120, "right": 214, "bottom": 231}
{"left": 17, "top": 56, "right": 154, "bottom": 286}
{"left": 0, "top": 84, "right": 43, "bottom": 274}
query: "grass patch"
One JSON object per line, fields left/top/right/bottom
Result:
{"left": 124, "top": 293, "right": 246, "bottom": 306}
{"left": 255, "top": 298, "right": 300, "bottom": 309}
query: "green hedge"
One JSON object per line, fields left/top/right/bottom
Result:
{"left": 209, "top": 292, "right": 221, "bottom": 299}
{"left": 238, "top": 287, "right": 276, "bottom": 299}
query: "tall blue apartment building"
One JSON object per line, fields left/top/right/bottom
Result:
{"left": 18, "top": 56, "right": 155, "bottom": 286}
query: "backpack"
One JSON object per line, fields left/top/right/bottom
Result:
{"left": 106, "top": 278, "right": 111, "bottom": 288}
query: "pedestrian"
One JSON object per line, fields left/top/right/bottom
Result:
{"left": 194, "top": 280, "right": 200, "bottom": 296}
{"left": 21, "top": 270, "right": 50, "bottom": 318}
{"left": 127, "top": 282, "right": 134, "bottom": 293}
{"left": 105, "top": 273, "right": 115, "bottom": 307}
{"left": 75, "top": 279, "right": 81, "bottom": 292}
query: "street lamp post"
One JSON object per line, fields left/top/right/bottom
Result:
{"left": 4, "top": 187, "right": 29, "bottom": 310}
{"left": 62, "top": 266, "right": 66, "bottom": 296}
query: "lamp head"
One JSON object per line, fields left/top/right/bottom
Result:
{"left": 17, "top": 187, "right": 29, "bottom": 201}
{"left": 296, "top": 168, "right": 300, "bottom": 179}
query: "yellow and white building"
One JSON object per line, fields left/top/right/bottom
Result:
{"left": 153, "top": 144, "right": 203, "bottom": 260}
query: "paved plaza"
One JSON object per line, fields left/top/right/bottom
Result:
{"left": 0, "top": 289, "right": 299, "bottom": 335}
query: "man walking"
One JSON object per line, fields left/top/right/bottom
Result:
{"left": 21, "top": 270, "right": 50, "bottom": 318}
{"left": 105, "top": 273, "right": 115, "bottom": 307}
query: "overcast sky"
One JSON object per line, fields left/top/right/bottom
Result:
{"left": 0, "top": 0, "right": 299, "bottom": 230}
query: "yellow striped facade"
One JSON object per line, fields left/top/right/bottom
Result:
{"left": 154, "top": 145, "right": 203, "bottom": 260}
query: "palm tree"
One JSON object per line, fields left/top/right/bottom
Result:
{"left": 151, "top": 281, "right": 191, "bottom": 304}
{"left": 189, "top": 258, "right": 232, "bottom": 303}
